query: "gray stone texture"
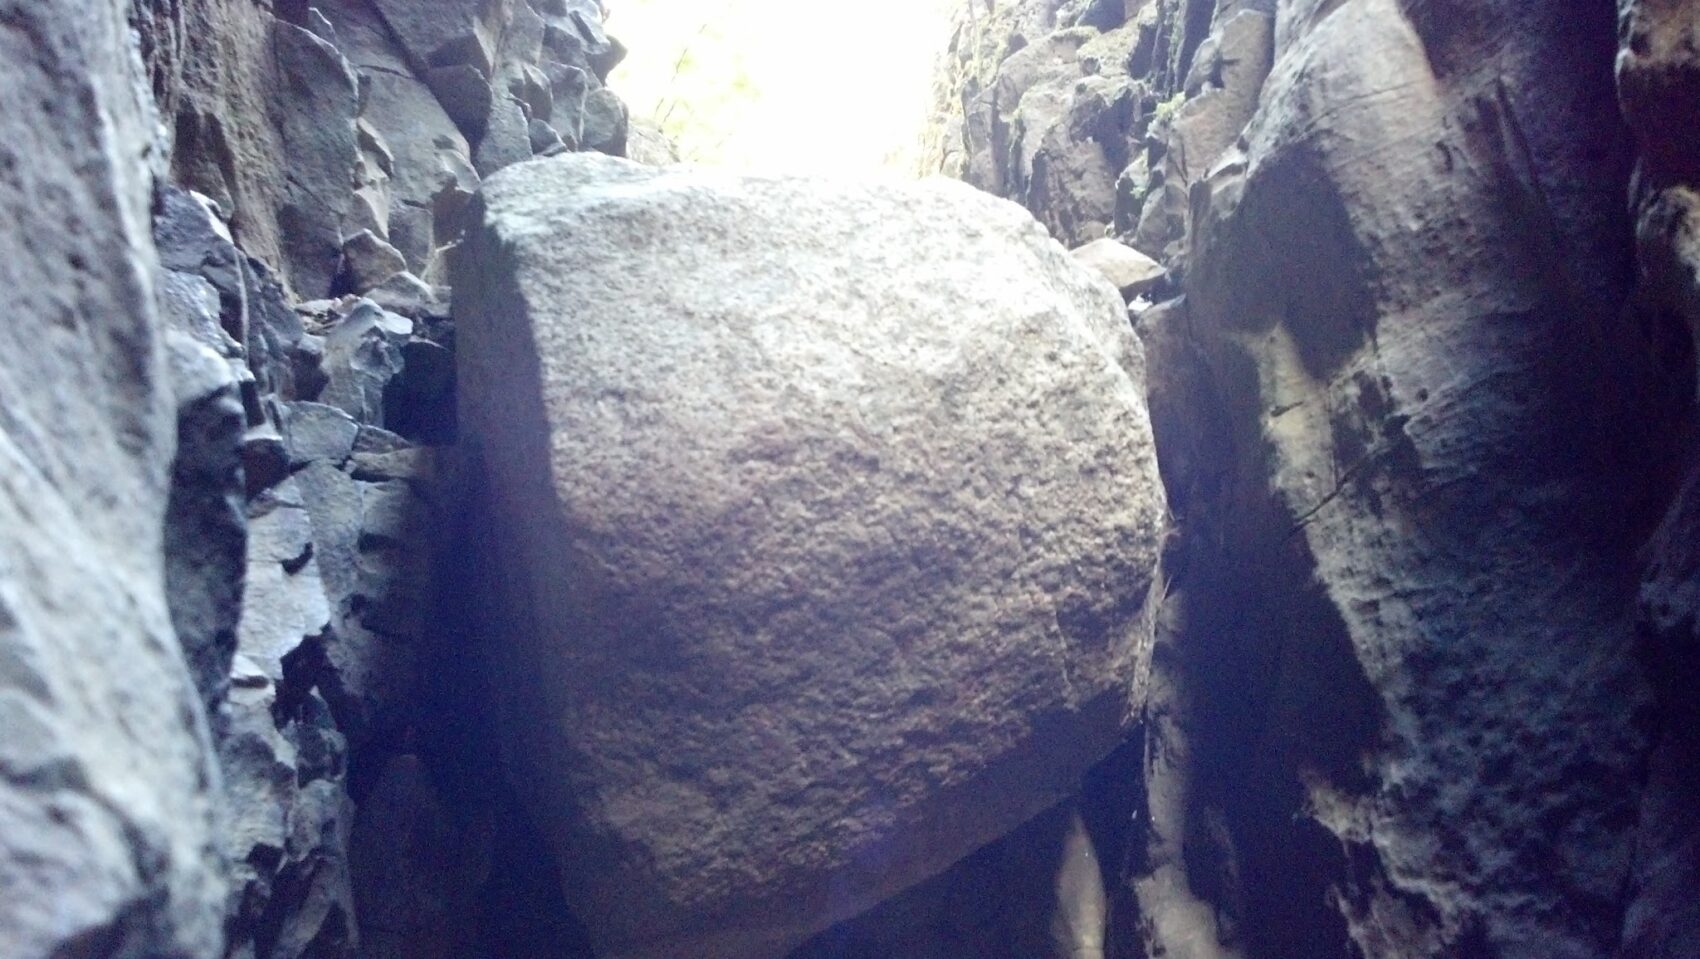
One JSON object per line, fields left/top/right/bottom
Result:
{"left": 10, "top": 0, "right": 1700, "bottom": 957}
{"left": 1182, "top": 4, "right": 1664, "bottom": 951}
{"left": 928, "top": 1, "right": 1700, "bottom": 958}
{"left": 456, "top": 154, "right": 1166, "bottom": 959}
{"left": 7, "top": 0, "right": 622, "bottom": 955}
{"left": 0, "top": 2, "right": 225, "bottom": 957}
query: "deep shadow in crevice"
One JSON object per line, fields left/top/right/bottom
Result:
{"left": 1141, "top": 516, "right": 1383, "bottom": 959}
{"left": 787, "top": 735, "right": 1149, "bottom": 959}
{"left": 1131, "top": 298, "right": 1385, "bottom": 959}
{"left": 410, "top": 441, "right": 599, "bottom": 959}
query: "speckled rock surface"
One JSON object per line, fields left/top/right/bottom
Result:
{"left": 456, "top": 154, "right": 1166, "bottom": 959}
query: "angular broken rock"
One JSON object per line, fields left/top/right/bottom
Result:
{"left": 339, "top": 230, "right": 409, "bottom": 294}
{"left": 455, "top": 154, "right": 1166, "bottom": 959}
{"left": 1071, "top": 236, "right": 1165, "bottom": 297}
{"left": 317, "top": 300, "right": 412, "bottom": 423}
{"left": 270, "top": 19, "right": 359, "bottom": 299}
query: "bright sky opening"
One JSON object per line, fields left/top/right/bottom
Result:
{"left": 605, "top": 1, "right": 958, "bottom": 175}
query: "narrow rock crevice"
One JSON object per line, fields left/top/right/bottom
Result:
{"left": 7, "top": 1, "right": 1700, "bottom": 958}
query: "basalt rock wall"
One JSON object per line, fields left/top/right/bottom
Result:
{"left": 928, "top": 0, "right": 1700, "bottom": 956}
{"left": 2, "top": 1, "right": 637, "bottom": 957}
{"left": 1, "top": 4, "right": 224, "bottom": 956}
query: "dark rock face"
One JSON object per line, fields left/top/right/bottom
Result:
{"left": 789, "top": 742, "right": 1144, "bottom": 959}
{"left": 1618, "top": 1, "right": 1700, "bottom": 955}
{"left": 9, "top": 0, "right": 1700, "bottom": 956}
{"left": 926, "top": 0, "right": 1700, "bottom": 957}
{"left": 927, "top": 0, "right": 1275, "bottom": 252}
{"left": 156, "top": 0, "right": 632, "bottom": 300}
{"left": 4, "top": 0, "right": 633, "bottom": 957}
{"left": 147, "top": 0, "right": 640, "bottom": 947}
{"left": 1182, "top": 1, "right": 1664, "bottom": 953}
{"left": 0, "top": 2, "right": 224, "bottom": 957}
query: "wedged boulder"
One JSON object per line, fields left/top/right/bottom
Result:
{"left": 455, "top": 154, "right": 1166, "bottom": 959}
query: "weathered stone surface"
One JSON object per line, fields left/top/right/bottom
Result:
{"left": 153, "top": 185, "right": 255, "bottom": 721}
{"left": 245, "top": 258, "right": 314, "bottom": 403}
{"left": 271, "top": 21, "right": 360, "bottom": 299}
{"left": 931, "top": 1, "right": 1700, "bottom": 958}
{"left": 457, "top": 154, "right": 1166, "bottom": 959}
{"left": 349, "top": 755, "right": 484, "bottom": 959}
{"left": 928, "top": 4, "right": 1161, "bottom": 245}
{"left": 366, "top": 271, "right": 449, "bottom": 320}
{"left": 510, "top": 62, "right": 554, "bottom": 124}
{"left": 1134, "top": 8, "right": 1272, "bottom": 261}
{"left": 369, "top": 0, "right": 506, "bottom": 80}
{"left": 924, "top": 0, "right": 1069, "bottom": 185}
{"left": 529, "top": 117, "right": 569, "bottom": 156}
{"left": 339, "top": 230, "right": 410, "bottom": 295}
{"left": 283, "top": 401, "right": 361, "bottom": 467}
{"left": 928, "top": 0, "right": 1274, "bottom": 257}
{"left": 319, "top": 0, "right": 474, "bottom": 273}
{"left": 626, "top": 118, "right": 681, "bottom": 166}
{"left": 1071, "top": 237, "right": 1164, "bottom": 297}
{"left": 124, "top": 1, "right": 626, "bottom": 957}
{"left": 156, "top": 186, "right": 247, "bottom": 306}
{"left": 236, "top": 479, "right": 333, "bottom": 677}
{"left": 160, "top": 274, "right": 250, "bottom": 719}
{"left": 1173, "top": 1, "right": 1666, "bottom": 955}
{"left": 545, "top": 61, "right": 591, "bottom": 144}
{"left": 1120, "top": 296, "right": 1251, "bottom": 959}
{"left": 318, "top": 301, "right": 413, "bottom": 424}
{"left": 1, "top": 2, "right": 224, "bottom": 956}
{"left": 579, "top": 85, "right": 630, "bottom": 155}
{"left": 1630, "top": 472, "right": 1700, "bottom": 959}
{"left": 293, "top": 460, "right": 409, "bottom": 741}
{"left": 386, "top": 338, "right": 458, "bottom": 444}
{"left": 787, "top": 801, "right": 1102, "bottom": 959}
{"left": 1001, "top": 28, "right": 1134, "bottom": 244}
{"left": 427, "top": 63, "right": 497, "bottom": 137}
{"left": 473, "top": 93, "right": 536, "bottom": 177}
{"left": 219, "top": 672, "right": 355, "bottom": 959}
{"left": 162, "top": 0, "right": 295, "bottom": 292}
{"left": 539, "top": 0, "right": 624, "bottom": 80}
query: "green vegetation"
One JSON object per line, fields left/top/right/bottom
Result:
{"left": 607, "top": 0, "right": 764, "bottom": 162}
{"left": 1152, "top": 90, "right": 1187, "bottom": 125}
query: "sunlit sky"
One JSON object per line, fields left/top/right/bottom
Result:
{"left": 605, "top": 0, "right": 957, "bottom": 174}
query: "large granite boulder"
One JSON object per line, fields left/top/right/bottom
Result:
{"left": 455, "top": 154, "right": 1166, "bottom": 959}
{"left": 0, "top": 1, "right": 224, "bottom": 956}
